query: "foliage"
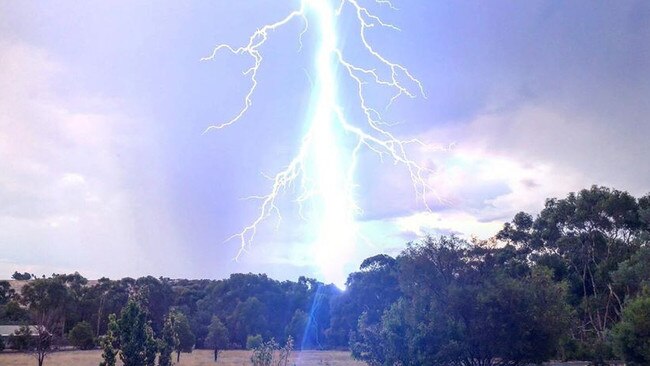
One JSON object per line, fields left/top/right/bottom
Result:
{"left": 228, "top": 297, "right": 268, "bottom": 346}
{"left": 0, "top": 335, "right": 4, "bottom": 352}
{"left": 12, "top": 271, "right": 33, "bottom": 280}
{"left": 158, "top": 311, "right": 179, "bottom": 366}
{"left": 144, "top": 325, "right": 157, "bottom": 366}
{"left": 135, "top": 276, "right": 175, "bottom": 334}
{"left": 352, "top": 236, "right": 572, "bottom": 366}
{"left": 0, "top": 280, "right": 15, "bottom": 305}
{"left": 205, "top": 316, "right": 229, "bottom": 361}
{"left": 284, "top": 309, "right": 307, "bottom": 346}
{"left": 329, "top": 254, "right": 400, "bottom": 347}
{"left": 250, "top": 336, "right": 294, "bottom": 366}
{"left": 99, "top": 314, "right": 118, "bottom": 366}
{"left": 612, "top": 294, "right": 650, "bottom": 365}
{"left": 9, "top": 325, "right": 53, "bottom": 366}
{"left": 171, "top": 310, "right": 195, "bottom": 361}
{"left": 115, "top": 298, "right": 154, "bottom": 366}
{"left": 68, "top": 321, "right": 95, "bottom": 350}
{"left": 246, "top": 334, "right": 263, "bottom": 350}
{"left": 0, "top": 300, "right": 30, "bottom": 323}
{"left": 496, "top": 186, "right": 650, "bottom": 362}
{"left": 8, "top": 325, "right": 32, "bottom": 350}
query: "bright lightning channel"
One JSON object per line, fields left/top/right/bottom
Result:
{"left": 203, "top": 0, "right": 434, "bottom": 287}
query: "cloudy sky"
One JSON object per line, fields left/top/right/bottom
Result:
{"left": 0, "top": 1, "right": 648, "bottom": 285}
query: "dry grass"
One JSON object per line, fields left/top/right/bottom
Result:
{"left": 0, "top": 349, "right": 366, "bottom": 366}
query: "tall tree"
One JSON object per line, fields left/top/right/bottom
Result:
{"left": 158, "top": 312, "right": 178, "bottom": 366}
{"left": 205, "top": 316, "right": 229, "bottom": 362}
{"left": 329, "top": 254, "right": 400, "bottom": 347}
{"left": 116, "top": 299, "right": 153, "bottom": 366}
{"left": 498, "top": 186, "right": 650, "bottom": 359}
{"left": 99, "top": 314, "right": 118, "bottom": 366}
{"left": 171, "top": 311, "right": 195, "bottom": 362}
{"left": 228, "top": 297, "right": 268, "bottom": 347}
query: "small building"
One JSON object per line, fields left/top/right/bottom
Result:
{"left": 0, "top": 325, "right": 38, "bottom": 338}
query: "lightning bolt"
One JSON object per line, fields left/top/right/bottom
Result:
{"left": 203, "top": 0, "right": 435, "bottom": 286}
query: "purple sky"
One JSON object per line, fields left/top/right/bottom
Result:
{"left": 0, "top": 1, "right": 648, "bottom": 283}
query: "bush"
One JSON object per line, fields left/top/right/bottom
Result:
{"left": 250, "top": 337, "right": 293, "bottom": 366}
{"left": 0, "top": 336, "right": 5, "bottom": 352}
{"left": 68, "top": 321, "right": 95, "bottom": 350}
{"left": 246, "top": 334, "right": 263, "bottom": 350}
{"left": 8, "top": 325, "right": 32, "bottom": 350}
{"left": 612, "top": 294, "right": 650, "bottom": 365}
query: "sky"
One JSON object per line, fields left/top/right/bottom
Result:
{"left": 0, "top": 0, "right": 648, "bottom": 285}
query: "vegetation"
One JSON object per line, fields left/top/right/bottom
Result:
{"left": 1, "top": 185, "right": 648, "bottom": 364}
{"left": 12, "top": 272, "right": 34, "bottom": 281}
{"left": 98, "top": 315, "right": 118, "bottom": 366}
{"left": 205, "top": 316, "right": 229, "bottom": 362}
{"left": 250, "top": 336, "right": 293, "bottom": 366}
{"left": 68, "top": 321, "right": 95, "bottom": 350}
{"left": 612, "top": 293, "right": 650, "bottom": 365}
{"left": 158, "top": 312, "right": 178, "bottom": 366}
{"left": 171, "top": 310, "right": 195, "bottom": 362}
{"left": 246, "top": 334, "right": 263, "bottom": 350}
{"left": 114, "top": 299, "right": 154, "bottom": 366}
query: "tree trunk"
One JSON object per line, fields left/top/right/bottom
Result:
{"left": 177, "top": 350, "right": 180, "bottom": 363}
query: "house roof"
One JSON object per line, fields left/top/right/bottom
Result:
{"left": 0, "top": 325, "right": 38, "bottom": 337}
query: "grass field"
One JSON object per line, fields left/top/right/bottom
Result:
{"left": 0, "top": 349, "right": 367, "bottom": 366}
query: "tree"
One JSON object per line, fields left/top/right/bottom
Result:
{"left": 135, "top": 276, "right": 174, "bottom": 334}
{"left": 0, "top": 281, "right": 15, "bottom": 305}
{"left": 158, "top": 312, "right": 179, "bottom": 366}
{"left": 612, "top": 294, "right": 650, "bottom": 365}
{"left": 9, "top": 325, "right": 53, "bottom": 366}
{"left": 12, "top": 271, "right": 33, "bottom": 280}
{"left": 99, "top": 314, "right": 118, "bottom": 366}
{"left": 497, "top": 186, "right": 649, "bottom": 361}
{"left": 144, "top": 325, "right": 157, "bottom": 366}
{"left": 171, "top": 311, "right": 195, "bottom": 362}
{"left": 227, "top": 297, "right": 268, "bottom": 347}
{"left": 31, "top": 325, "right": 53, "bottom": 366}
{"left": 246, "top": 334, "right": 263, "bottom": 350}
{"left": 329, "top": 254, "right": 400, "bottom": 347}
{"left": 21, "top": 277, "right": 69, "bottom": 341}
{"left": 0, "top": 300, "right": 30, "bottom": 322}
{"left": 284, "top": 309, "right": 308, "bottom": 346}
{"left": 69, "top": 321, "right": 95, "bottom": 350}
{"left": 116, "top": 299, "right": 154, "bottom": 366}
{"left": 352, "top": 236, "right": 571, "bottom": 366}
{"left": 205, "top": 316, "right": 229, "bottom": 362}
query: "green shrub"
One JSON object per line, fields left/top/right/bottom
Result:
{"left": 246, "top": 334, "right": 263, "bottom": 350}
{"left": 68, "top": 321, "right": 95, "bottom": 350}
{"left": 612, "top": 294, "right": 650, "bottom": 365}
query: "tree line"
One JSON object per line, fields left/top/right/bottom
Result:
{"left": 0, "top": 186, "right": 649, "bottom": 365}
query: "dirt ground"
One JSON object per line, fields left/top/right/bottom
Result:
{"left": 0, "top": 349, "right": 367, "bottom": 366}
